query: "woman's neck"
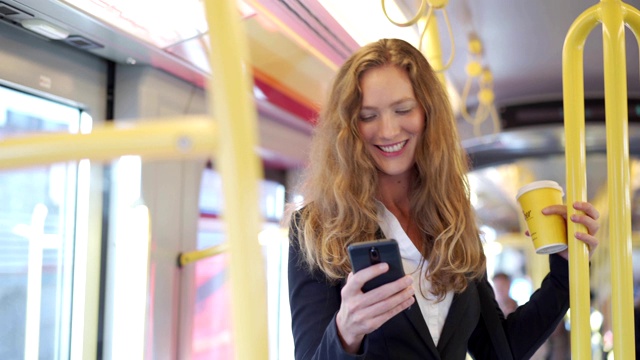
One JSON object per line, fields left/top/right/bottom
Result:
{"left": 377, "top": 171, "right": 422, "bottom": 248}
{"left": 376, "top": 171, "right": 413, "bottom": 210}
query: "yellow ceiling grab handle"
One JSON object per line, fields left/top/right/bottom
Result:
{"left": 418, "top": 6, "right": 455, "bottom": 73}
{"left": 459, "top": 34, "right": 500, "bottom": 137}
{"left": 381, "top": 0, "right": 427, "bottom": 27}
{"left": 381, "top": 0, "right": 454, "bottom": 73}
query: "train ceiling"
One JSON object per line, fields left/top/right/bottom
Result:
{"left": 3, "top": 0, "right": 640, "bottom": 127}
{"left": 4, "top": 0, "right": 640, "bottom": 250}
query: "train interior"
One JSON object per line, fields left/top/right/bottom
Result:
{"left": 2, "top": 0, "right": 640, "bottom": 358}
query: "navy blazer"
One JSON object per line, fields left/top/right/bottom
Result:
{"left": 288, "top": 222, "right": 570, "bottom": 360}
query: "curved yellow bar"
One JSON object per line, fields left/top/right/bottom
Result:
{"left": 382, "top": 0, "right": 427, "bottom": 27}
{"left": 418, "top": 8, "right": 455, "bottom": 73}
{"left": 0, "top": 116, "right": 216, "bottom": 169}
{"left": 203, "top": 0, "right": 268, "bottom": 359}
{"left": 603, "top": 1, "right": 638, "bottom": 358}
{"left": 562, "top": 4, "right": 599, "bottom": 358}
{"left": 625, "top": 3, "right": 640, "bottom": 38}
{"left": 178, "top": 243, "right": 229, "bottom": 267}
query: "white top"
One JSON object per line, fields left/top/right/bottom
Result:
{"left": 376, "top": 202, "right": 453, "bottom": 346}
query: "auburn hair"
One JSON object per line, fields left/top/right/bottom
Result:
{"left": 286, "top": 38, "right": 485, "bottom": 298}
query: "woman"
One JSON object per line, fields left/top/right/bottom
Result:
{"left": 286, "top": 38, "right": 599, "bottom": 359}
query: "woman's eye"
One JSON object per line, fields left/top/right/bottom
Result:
{"left": 396, "top": 108, "right": 412, "bottom": 115}
{"left": 359, "top": 114, "right": 375, "bottom": 121}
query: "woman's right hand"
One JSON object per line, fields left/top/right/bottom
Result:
{"left": 335, "top": 263, "right": 415, "bottom": 354}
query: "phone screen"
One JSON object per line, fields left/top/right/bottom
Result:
{"left": 348, "top": 239, "right": 405, "bottom": 292}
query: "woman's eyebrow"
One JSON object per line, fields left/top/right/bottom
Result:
{"left": 361, "top": 98, "right": 415, "bottom": 110}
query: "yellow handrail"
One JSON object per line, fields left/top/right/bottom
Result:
{"left": 563, "top": 5, "right": 600, "bottom": 359}
{"left": 457, "top": 34, "right": 500, "bottom": 137}
{"left": 178, "top": 243, "right": 229, "bottom": 267}
{"left": 384, "top": 0, "right": 455, "bottom": 74}
{"left": 381, "top": 0, "right": 427, "bottom": 27}
{"left": 605, "top": 1, "right": 640, "bottom": 358}
{"left": 0, "top": 0, "right": 268, "bottom": 357}
{"left": 417, "top": 5, "right": 455, "bottom": 72}
{"left": 0, "top": 116, "right": 216, "bottom": 169}
{"left": 203, "top": 1, "right": 268, "bottom": 359}
{"left": 563, "top": 0, "right": 639, "bottom": 357}
{"left": 420, "top": 13, "right": 446, "bottom": 87}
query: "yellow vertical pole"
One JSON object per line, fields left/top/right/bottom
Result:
{"left": 562, "top": 4, "right": 599, "bottom": 359}
{"left": 203, "top": 1, "right": 268, "bottom": 359}
{"left": 564, "top": 1, "right": 640, "bottom": 357}
{"left": 420, "top": 15, "right": 447, "bottom": 88}
{"left": 602, "top": 1, "right": 637, "bottom": 358}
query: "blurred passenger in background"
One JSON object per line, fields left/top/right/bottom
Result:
{"left": 286, "top": 38, "right": 601, "bottom": 360}
{"left": 634, "top": 286, "right": 640, "bottom": 357}
{"left": 492, "top": 272, "right": 518, "bottom": 316}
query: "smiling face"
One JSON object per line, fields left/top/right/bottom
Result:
{"left": 357, "top": 65, "right": 425, "bottom": 180}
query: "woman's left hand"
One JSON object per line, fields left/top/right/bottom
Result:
{"left": 542, "top": 201, "right": 600, "bottom": 260}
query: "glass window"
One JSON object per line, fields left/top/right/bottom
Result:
{"left": 0, "top": 85, "right": 87, "bottom": 360}
{"left": 192, "top": 169, "right": 292, "bottom": 359}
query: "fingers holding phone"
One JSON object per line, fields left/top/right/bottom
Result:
{"left": 336, "top": 240, "right": 415, "bottom": 353}
{"left": 343, "top": 262, "right": 414, "bottom": 307}
{"left": 337, "top": 269, "right": 414, "bottom": 353}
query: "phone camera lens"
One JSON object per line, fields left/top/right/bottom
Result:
{"left": 370, "top": 247, "right": 380, "bottom": 261}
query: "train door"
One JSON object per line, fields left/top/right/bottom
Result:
{"left": 187, "top": 168, "right": 292, "bottom": 359}
{"left": 0, "top": 84, "right": 91, "bottom": 359}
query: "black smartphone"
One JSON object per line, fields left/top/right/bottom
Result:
{"left": 348, "top": 239, "right": 406, "bottom": 292}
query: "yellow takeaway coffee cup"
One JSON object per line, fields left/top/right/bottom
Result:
{"left": 516, "top": 180, "right": 567, "bottom": 254}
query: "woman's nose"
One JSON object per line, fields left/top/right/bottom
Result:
{"left": 379, "top": 112, "right": 400, "bottom": 139}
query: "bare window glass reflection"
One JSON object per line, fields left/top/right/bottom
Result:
{"left": 0, "top": 85, "right": 83, "bottom": 360}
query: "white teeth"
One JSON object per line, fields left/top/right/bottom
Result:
{"left": 379, "top": 141, "right": 407, "bottom": 153}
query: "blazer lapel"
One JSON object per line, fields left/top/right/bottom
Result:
{"left": 436, "top": 281, "right": 481, "bottom": 352}
{"left": 376, "top": 226, "right": 439, "bottom": 358}
{"left": 402, "top": 299, "right": 441, "bottom": 359}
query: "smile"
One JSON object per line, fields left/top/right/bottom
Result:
{"left": 377, "top": 140, "right": 408, "bottom": 153}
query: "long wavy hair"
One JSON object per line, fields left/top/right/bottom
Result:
{"left": 287, "top": 38, "right": 485, "bottom": 298}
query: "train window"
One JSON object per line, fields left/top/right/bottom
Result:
{"left": 0, "top": 85, "right": 90, "bottom": 359}
{"left": 104, "top": 155, "right": 149, "bottom": 359}
{"left": 468, "top": 165, "right": 537, "bottom": 306}
{"left": 193, "top": 169, "right": 293, "bottom": 359}
{"left": 197, "top": 169, "right": 285, "bottom": 219}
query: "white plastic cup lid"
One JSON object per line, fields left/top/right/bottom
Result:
{"left": 536, "top": 243, "right": 568, "bottom": 255}
{"left": 516, "top": 180, "right": 564, "bottom": 200}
